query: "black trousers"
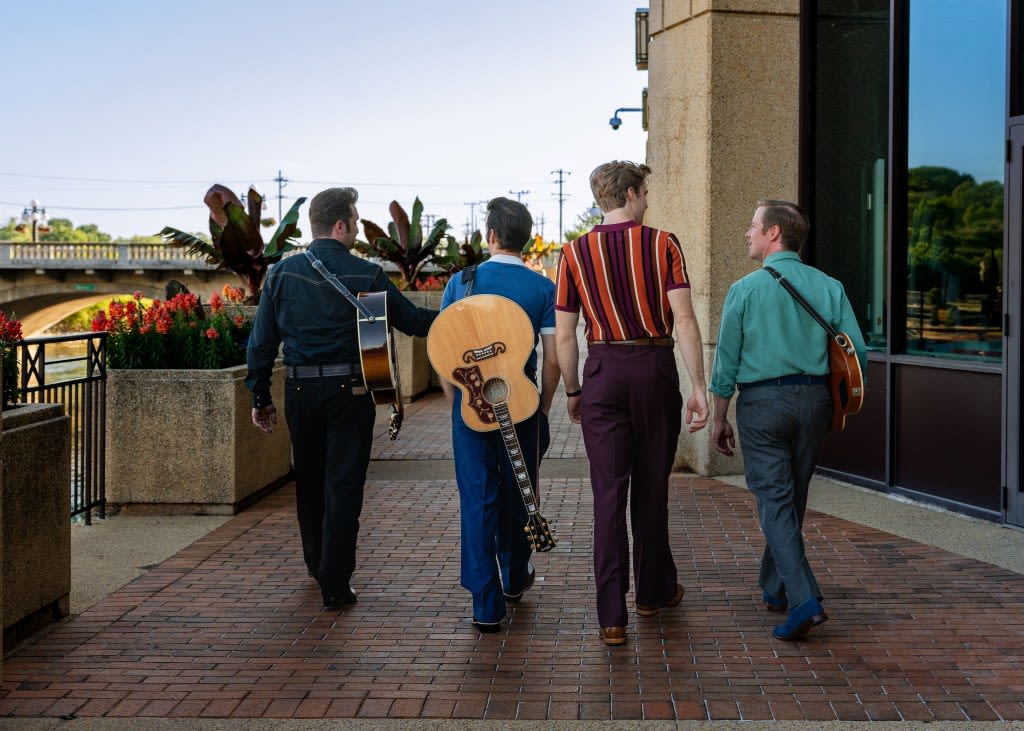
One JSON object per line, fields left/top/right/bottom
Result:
{"left": 283, "top": 373, "right": 376, "bottom": 599}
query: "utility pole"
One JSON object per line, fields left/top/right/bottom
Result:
{"left": 551, "top": 169, "right": 570, "bottom": 243}
{"left": 274, "top": 169, "right": 289, "bottom": 221}
{"left": 534, "top": 213, "right": 545, "bottom": 239}
{"left": 509, "top": 189, "right": 529, "bottom": 204}
{"left": 464, "top": 201, "right": 480, "bottom": 234}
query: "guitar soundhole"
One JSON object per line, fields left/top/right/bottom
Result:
{"left": 482, "top": 377, "right": 509, "bottom": 405}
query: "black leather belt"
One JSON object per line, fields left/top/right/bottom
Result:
{"left": 738, "top": 374, "right": 828, "bottom": 391}
{"left": 284, "top": 363, "right": 362, "bottom": 379}
{"left": 590, "top": 337, "right": 674, "bottom": 347}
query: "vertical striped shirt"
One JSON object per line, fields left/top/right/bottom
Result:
{"left": 555, "top": 220, "right": 691, "bottom": 342}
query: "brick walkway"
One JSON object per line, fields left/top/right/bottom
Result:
{"left": 1, "top": 391, "right": 1023, "bottom": 722}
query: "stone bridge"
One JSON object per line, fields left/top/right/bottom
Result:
{"left": 0, "top": 242, "right": 279, "bottom": 335}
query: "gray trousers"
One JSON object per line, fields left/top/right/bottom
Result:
{"left": 736, "top": 383, "right": 831, "bottom": 607}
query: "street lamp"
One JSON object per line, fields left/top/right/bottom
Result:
{"left": 17, "top": 200, "right": 50, "bottom": 242}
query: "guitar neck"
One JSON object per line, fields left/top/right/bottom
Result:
{"left": 492, "top": 402, "right": 540, "bottom": 515}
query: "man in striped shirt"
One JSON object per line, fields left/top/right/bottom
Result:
{"left": 554, "top": 160, "right": 709, "bottom": 647}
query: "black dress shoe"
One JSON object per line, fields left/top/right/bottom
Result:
{"left": 322, "top": 587, "right": 358, "bottom": 611}
{"left": 472, "top": 619, "right": 502, "bottom": 633}
{"left": 504, "top": 563, "right": 536, "bottom": 603}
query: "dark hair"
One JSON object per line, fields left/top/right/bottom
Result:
{"left": 486, "top": 196, "right": 533, "bottom": 252}
{"left": 309, "top": 187, "right": 359, "bottom": 238}
{"left": 757, "top": 198, "right": 809, "bottom": 251}
{"left": 590, "top": 160, "right": 652, "bottom": 211}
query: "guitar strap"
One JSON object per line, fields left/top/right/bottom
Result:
{"left": 303, "top": 250, "right": 376, "bottom": 320}
{"left": 459, "top": 264, "right": 478, "bottom": 298}
{"left": 763, "top": 266, "right": 839, "bottom": 340}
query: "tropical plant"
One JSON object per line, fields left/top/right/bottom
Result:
{"left": 355, "top": 198, "right": 456, "bottom": 290}
{"left": 0, "top": 310, "right": 23, "bottom": 405}
{"left": 159, "top": 184, "right": 306, "bottom": 304}
{"left": 430, "top": 229, "right": 489, "bottom": 275}
{"left": 91, "top": 287, "right": 252, "bottom": 370}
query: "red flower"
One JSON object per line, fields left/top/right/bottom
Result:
{"left": 205, "top": 327, "right": 219, "bottom": 339}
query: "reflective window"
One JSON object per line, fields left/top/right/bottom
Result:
{"left": 812, "top": 0, "right": 890, "bottom": 350}
{"left": 905, "top": 0, "right": 1005, "bottom": 362}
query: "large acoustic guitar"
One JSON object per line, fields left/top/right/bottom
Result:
{"left": 356, "top": 291, "right": 403, "bottom": 440}
{"left": 426, "top": 294, "right": 556, "bottom": 552}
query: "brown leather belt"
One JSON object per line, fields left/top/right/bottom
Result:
{"left": 589, "top": 337, "right": 674, "bottom": 347}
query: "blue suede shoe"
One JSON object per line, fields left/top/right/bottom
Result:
{"left": 762, "top": 590, "right": 788, "bottom": 612}
{"left": 772, "top": 597, "right": 828, "bottom": 640}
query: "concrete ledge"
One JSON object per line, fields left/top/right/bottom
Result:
{"left": 2, "top": 403, "right": 71, "bottom": 646}
{"left": 105, "top": 364, "right": 291, "bottom": 514}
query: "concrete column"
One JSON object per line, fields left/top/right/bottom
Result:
{"left": 646, "top": 0, "right": 801, "bottom": 476}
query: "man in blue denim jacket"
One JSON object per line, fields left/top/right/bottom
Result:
{"left": 246, "top": 187, "right": 436, "bottom": 610}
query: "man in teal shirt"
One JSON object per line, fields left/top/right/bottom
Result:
{"left": 710, "top": 199, "right": 866, "bottom": 641}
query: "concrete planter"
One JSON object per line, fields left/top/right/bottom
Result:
{"left": 395, "top": 291, "right": 443, "bottom": 400}
{"left": 2, "top": 403, "right": 71, "bottom": 647}
{"left": 105, "top": 363, "right": 291, "bottom": 515}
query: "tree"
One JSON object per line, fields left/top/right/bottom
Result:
{"left": 564, "top": 204, "right": 603, "bottom": 241}
{"left": 0, "top": 216, "right": 113, "bottom": 242}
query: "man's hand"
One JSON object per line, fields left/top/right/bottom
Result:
{"left": 252, "top": 405, "right": 278, "bottom": 433}
{"left": 712, "top": 418, "right": 736, "bottom": 456}
{"left": 685, "top": 391, "right": 709, "bottom": 432}
{"left": 566, "top": 393, "right": 582, "bottom": 424}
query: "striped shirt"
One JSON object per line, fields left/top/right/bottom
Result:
{"left": 555, "top": 220, "right": 691, "bottom": 342}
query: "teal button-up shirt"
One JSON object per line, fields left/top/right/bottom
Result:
{"left": 709, "top": 251, "right": 867, "bottom": 398}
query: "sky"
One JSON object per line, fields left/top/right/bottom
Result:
{"left": 907, "top": 0, "right": 1006, "bottom": 183}
{"left": 0, "top": 0, "right": 648, "bottom": 241}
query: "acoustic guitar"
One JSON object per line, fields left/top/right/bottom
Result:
{"left": 356, "top": 291, "right": 403, "bottom": 440}
{"left": 426, "top": 294, "right": 557, "bottom": 552}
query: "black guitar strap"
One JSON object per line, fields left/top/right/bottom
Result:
{"left": 459, "top": 264, "right": 478, "bottom": 298}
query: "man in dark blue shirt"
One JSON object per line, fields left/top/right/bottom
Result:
{"left": 246, "top": 187, "right": 436, "bottom": 610}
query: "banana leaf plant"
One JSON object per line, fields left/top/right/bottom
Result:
{"left": 430, "top": 229, "right": 489, "bottom": 274}
{"left": 159, "top": 184, "right": 306, "bottom": 304}
{"left": 355, "top": 198, "right": 454, "bottom": 290}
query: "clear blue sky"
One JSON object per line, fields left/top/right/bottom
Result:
{"left": 0, "top": 0, "right": 648, "bottom": 240}
{"left": 908, "top": 0, "right": 1005, "bottom": 182}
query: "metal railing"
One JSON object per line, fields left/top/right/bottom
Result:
{"left": 15, "top": 332, "right": 107, "bottom": 522}
{"left": 0, "top": 241, "right": 218, "bottom": 270}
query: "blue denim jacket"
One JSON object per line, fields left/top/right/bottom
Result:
{"left": 245, "top": 239, "right": 437, "bottom": 407}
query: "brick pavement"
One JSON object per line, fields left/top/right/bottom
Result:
{"left": 1, "top": 391, "right": 1023, "bottom": 722}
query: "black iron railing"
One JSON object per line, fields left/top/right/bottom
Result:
{"left": 15, "top": 332, "right": 107, "bottom": 522}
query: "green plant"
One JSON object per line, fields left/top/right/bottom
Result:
{"left": 159, "top": 184, "right": 306, "bottom": 303}
{"left": 430, "top": 229, "right": 488, "bottom": 275}
{"left": 0, "top": 310, "right": 23, "bottom": 405}
{"left": 91, "top": 287, "right": 252, "bottom": 370}
{"left": 355, "top": 198, "right": 455, "bottom": 290}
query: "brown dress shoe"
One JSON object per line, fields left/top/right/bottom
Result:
{"left": 636, "top": 583, "right": 685, "bottom": 617}
{"left": 600, "top": 626, "right": 627, "bottom": 646}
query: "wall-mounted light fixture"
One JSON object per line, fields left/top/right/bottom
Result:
{"left": 635, "top": 8, "right": 649, "bottom": 70}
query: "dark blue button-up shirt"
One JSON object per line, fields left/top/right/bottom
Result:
{"left": 245, "top": 239, "right": 437, "bottom": 407}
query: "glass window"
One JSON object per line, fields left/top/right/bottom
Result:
{"left": 812, "top": 0, "right": 890, "bottom": 350}
{"left": 905, "top": 0, "right": 1006, "bottom": 362}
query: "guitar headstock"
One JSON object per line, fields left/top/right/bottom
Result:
{"left": 388, "top": 405, "right": 403, "bottom": 441}
{"left": 524, "top": 514, "right": 557, "bottom": 553}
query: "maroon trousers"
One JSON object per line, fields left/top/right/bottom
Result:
{"left": 580, "top": 344, "right": 683, "bottom": 628}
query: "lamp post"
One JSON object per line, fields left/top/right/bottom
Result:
{"left": 18, "top": 200, "right": 50, "bottom": 242}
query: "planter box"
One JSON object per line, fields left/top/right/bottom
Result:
{"left": 2, "top": 403, "right": 71, "bottom": 647}
{"left": 106, "top": 363, "right": 291, "bottom": 515}
{"left": 395, "top": 291, "right": 443, "bottom": 401}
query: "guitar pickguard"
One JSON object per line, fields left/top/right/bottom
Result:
{"left": 451, "top": 365, "right": 497, "bottom": 425}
